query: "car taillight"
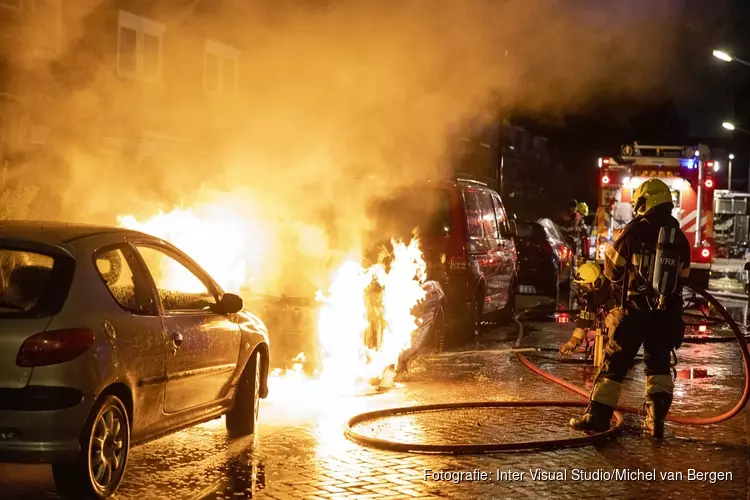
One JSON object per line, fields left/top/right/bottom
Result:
{"left": 16, "top": 329, "right": 95, "bottom": 367}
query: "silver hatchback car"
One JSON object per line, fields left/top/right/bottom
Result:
{"left": 0, "top": 222, "right": 270, "bottom": 499}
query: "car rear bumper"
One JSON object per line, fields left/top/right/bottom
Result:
{"left": 0, "top": 395, "right": 94, "bottom": 464}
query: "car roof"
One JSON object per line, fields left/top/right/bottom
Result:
{"left": 521, "top": 219, "right": 542, "bottom": 226}
{"left": 0, "top": 220, "right": 152, "bottom": 245}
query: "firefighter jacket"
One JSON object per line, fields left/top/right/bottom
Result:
{"left": 603, "top": 204, "right": 691, "bottom": 312}
{"left": 575, "top": 280, "right": 618, "bottom": 330}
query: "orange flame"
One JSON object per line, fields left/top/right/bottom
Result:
{"left": 117, "top": 206, "right": 427, "bottom": 391}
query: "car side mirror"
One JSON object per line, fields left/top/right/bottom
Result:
{"left": 219, "top": 293, "right": 243, "bottom": 314}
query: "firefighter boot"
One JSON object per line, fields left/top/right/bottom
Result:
{"left": 643, "top": 393, "right": 672, "bottom": 439}
{"left": 569, "top": 401, "right": 614, "bottom": 433}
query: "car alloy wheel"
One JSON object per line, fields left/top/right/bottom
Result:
{"left": 89, "top": 401, "right": 129, "bottom": 492}
{"left": 53, "top": 394, "right": 130, "bottom": 499}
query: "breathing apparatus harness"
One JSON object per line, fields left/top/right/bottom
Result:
{"left": 622, "top": 214, "right": 684, "bottom": 376}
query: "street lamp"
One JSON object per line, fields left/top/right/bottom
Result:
{"left": 728, "top": 154, "right": 735, "bottom": 191}
{"left": 722, "top": 121, "right": 750, "bottom": 134}
{"left": 713, "top": 49, "right": 750, "bottom": 67}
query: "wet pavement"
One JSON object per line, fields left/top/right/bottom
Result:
{"left": 1, "top": 296, "right": 749, "bottom": 499}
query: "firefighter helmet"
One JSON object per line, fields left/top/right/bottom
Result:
{"left": 577, "top": 202, "right": 589, "bottom": 217}
{"left": 572, "top": 261, "right": 604, "bottom": 294}
{"left": 632, "top": 178, "right": 673, "bottom": 216}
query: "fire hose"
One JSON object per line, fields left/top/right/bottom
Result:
{"left": 343, "top": 283, "right": 750, "bottom": 453}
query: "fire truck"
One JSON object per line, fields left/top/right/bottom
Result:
{"left": 593, "top": 142, "right": 715, "bottom": 287}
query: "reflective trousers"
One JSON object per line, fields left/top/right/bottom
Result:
{"left": 590, "top": 310, "right": 675, "bottom": 409}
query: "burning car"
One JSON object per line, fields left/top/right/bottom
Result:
{"left": 241, "top": 243, "right": 447, "bottom": 384}
{"left": 117, "top": 195, "right": 448, "bottom": 390}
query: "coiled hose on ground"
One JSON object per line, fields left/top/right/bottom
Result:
{"left": 344, "top": 283, "right": 750, "bottom": 453}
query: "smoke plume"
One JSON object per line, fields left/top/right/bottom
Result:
{"left": 6, "top": 0, "right": 685, "bottom": 295}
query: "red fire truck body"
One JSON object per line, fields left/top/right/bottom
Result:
{"left": 593, "top": 143, "right": 714, "bottom": 287}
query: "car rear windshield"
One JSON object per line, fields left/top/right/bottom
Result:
{"left": 0, "top": 248, "right": 74, "bottom": 318}
{"left": 367, "top": 188, "right": 452, "bottom": 239}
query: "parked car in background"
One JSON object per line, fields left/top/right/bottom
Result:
{"left": 367, "top": 177, "right": 518, "bottom": 346}
{"left": 529, "top": 218, "right": 574, "bottom": 289}
{"left": 515, "top": 220, "right": 566, "bottom": 298}
{"left": 0, "top": 222, "right": 270, "bottom": 499}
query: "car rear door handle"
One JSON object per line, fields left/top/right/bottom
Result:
{"left": 172, "top": 333, "right": 183, "bottom": 347}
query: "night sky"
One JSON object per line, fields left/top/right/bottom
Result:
{"left": 676, "top": 0, "right": 750, "bottom": 137}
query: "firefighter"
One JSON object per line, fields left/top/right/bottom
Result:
{"left": 559, "top": 261, "right": 617, "bottom": 355}
{"left": 576, "top": 201, "right": 589, "bottom": 219}
{"left": 560, "top": 199, "right": 585, "bottom": 250}
{"left": 569, "top": 178, "right": 690, "bottom": 438}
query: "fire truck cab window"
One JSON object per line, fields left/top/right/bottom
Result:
{"left": 613, "top": 201, "right": 632, "bottom": 230}
{"left": 671, "top": 190, "right": 681, "bottom": 220}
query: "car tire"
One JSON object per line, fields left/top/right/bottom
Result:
{"left": 469, "top": 288, "right": 484, "bottom": 342}
{"left": 52, "top": 395, "right": 131, "bottom": 500}
{"left": 495, "top": 275, "right": 518, "bottom": 325}
{"left": 226, "top": 351, "right": 261, "bottom": 438}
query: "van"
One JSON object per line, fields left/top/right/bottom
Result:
{"left": 367, "top": 178, "right": 518, "bottom": 346}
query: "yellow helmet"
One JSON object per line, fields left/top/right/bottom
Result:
{"left": 572, "top": 261, "right": 604, "bottom": 293}
{"left": 577, "top": 202, "right": 589, "bottom": 217}
{"left": 631, "top": 178, "right": 673, "bottom": 216}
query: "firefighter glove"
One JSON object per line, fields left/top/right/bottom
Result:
{"left": 560, "top": 328, "right": 586, "bottom": 356}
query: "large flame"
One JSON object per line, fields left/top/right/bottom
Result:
{"left": 117, "top": 201, "right": 268, "bottom": 294}
{"left": 316, "top": 238, "right": 427, "bottom": 386}
{"left": 117, "top": 205, "right": 427, "bottom": 391}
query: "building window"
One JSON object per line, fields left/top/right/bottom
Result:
{"left": 204, "top": 40, "right": 240, "bottom": 94}
{"left": 117, "top": 11, "right": 165, "bottom": 81}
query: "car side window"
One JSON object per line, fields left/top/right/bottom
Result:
{"left": 462, "top": 191, "right": 484, "bottom": 238}
{"left": 94, "top": 246, "right": 157, "bottom": 316}
{"left": 491, "top": 194, "right": 510, "bottom": 236}
{"left": 134, "top": 244, "right": 218, "bottom": 313}
{"left": 478, "top": 192, "right": 499, "bottom": 238}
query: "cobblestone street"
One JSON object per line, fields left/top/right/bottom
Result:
{"left": 1, "top": 299, "right": 748, "bottom": 499}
